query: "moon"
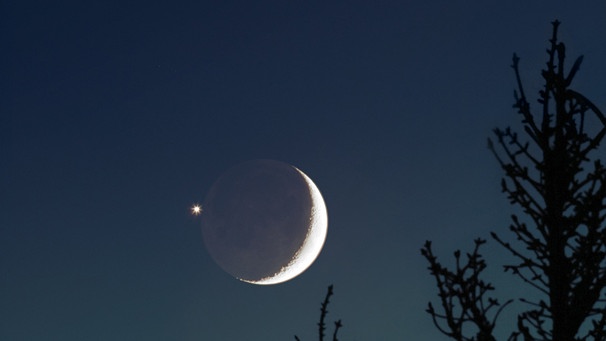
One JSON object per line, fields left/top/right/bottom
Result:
{"left": 200, "top": 159, "right": 328, "bottom": 285}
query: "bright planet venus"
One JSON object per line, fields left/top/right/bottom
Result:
{"left": 200, "top": 159, "right": 328, "bottom": 285}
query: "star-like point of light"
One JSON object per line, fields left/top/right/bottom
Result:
{"left": 191, "top": 204, "right": 202, "bottom": 216}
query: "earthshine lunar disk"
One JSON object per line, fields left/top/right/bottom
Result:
{"left": 200, "top": 159, "right": 328, "bottom": 285}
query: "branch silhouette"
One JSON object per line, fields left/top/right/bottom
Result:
{"left": 422, "top": 239, "right": 512, "bottom": 341}
{"left": 295, "top": 285, "right": 342, "bottom": 341}
{"left": 424, "top": 20, "right": 606, "bottom": 341}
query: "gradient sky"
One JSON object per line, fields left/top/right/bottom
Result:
{"left": 2, "top": 1, "right": 606, "bottom": 340}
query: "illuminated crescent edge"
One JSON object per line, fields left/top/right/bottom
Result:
{"left": 243, "top": 166, "right": 328, "bottom": 285}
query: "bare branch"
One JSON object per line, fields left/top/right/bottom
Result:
{"left": 427, "top": 20, "right": 606, "bottom": 341}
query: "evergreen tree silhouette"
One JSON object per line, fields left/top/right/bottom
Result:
{"left": 422, "top": 21, "right": 606, "bottom": 341}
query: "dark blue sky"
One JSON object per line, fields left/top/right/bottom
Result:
{"left": 2, "top": 1, "right": 605, "bottom": 340}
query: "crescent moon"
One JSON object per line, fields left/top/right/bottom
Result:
{"left": 246, "top": 166, "right": 328, "bottom": 285}
{"left": 200, "top": 160, "right": 328, "bottom": 285}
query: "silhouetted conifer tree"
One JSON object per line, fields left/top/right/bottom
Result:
{"left": 422, "top": 21, "right": 606, "bottom": 341}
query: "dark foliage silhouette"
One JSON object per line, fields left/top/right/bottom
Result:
{"left": 295, "top": 285, "right": 342, "bottom": 341}
{"left": 423, "top": 21, "right": 606, "bottom": 341}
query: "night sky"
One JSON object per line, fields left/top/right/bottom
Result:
{"left": 2, "top": 1, "right": 606, "bottom": 340}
